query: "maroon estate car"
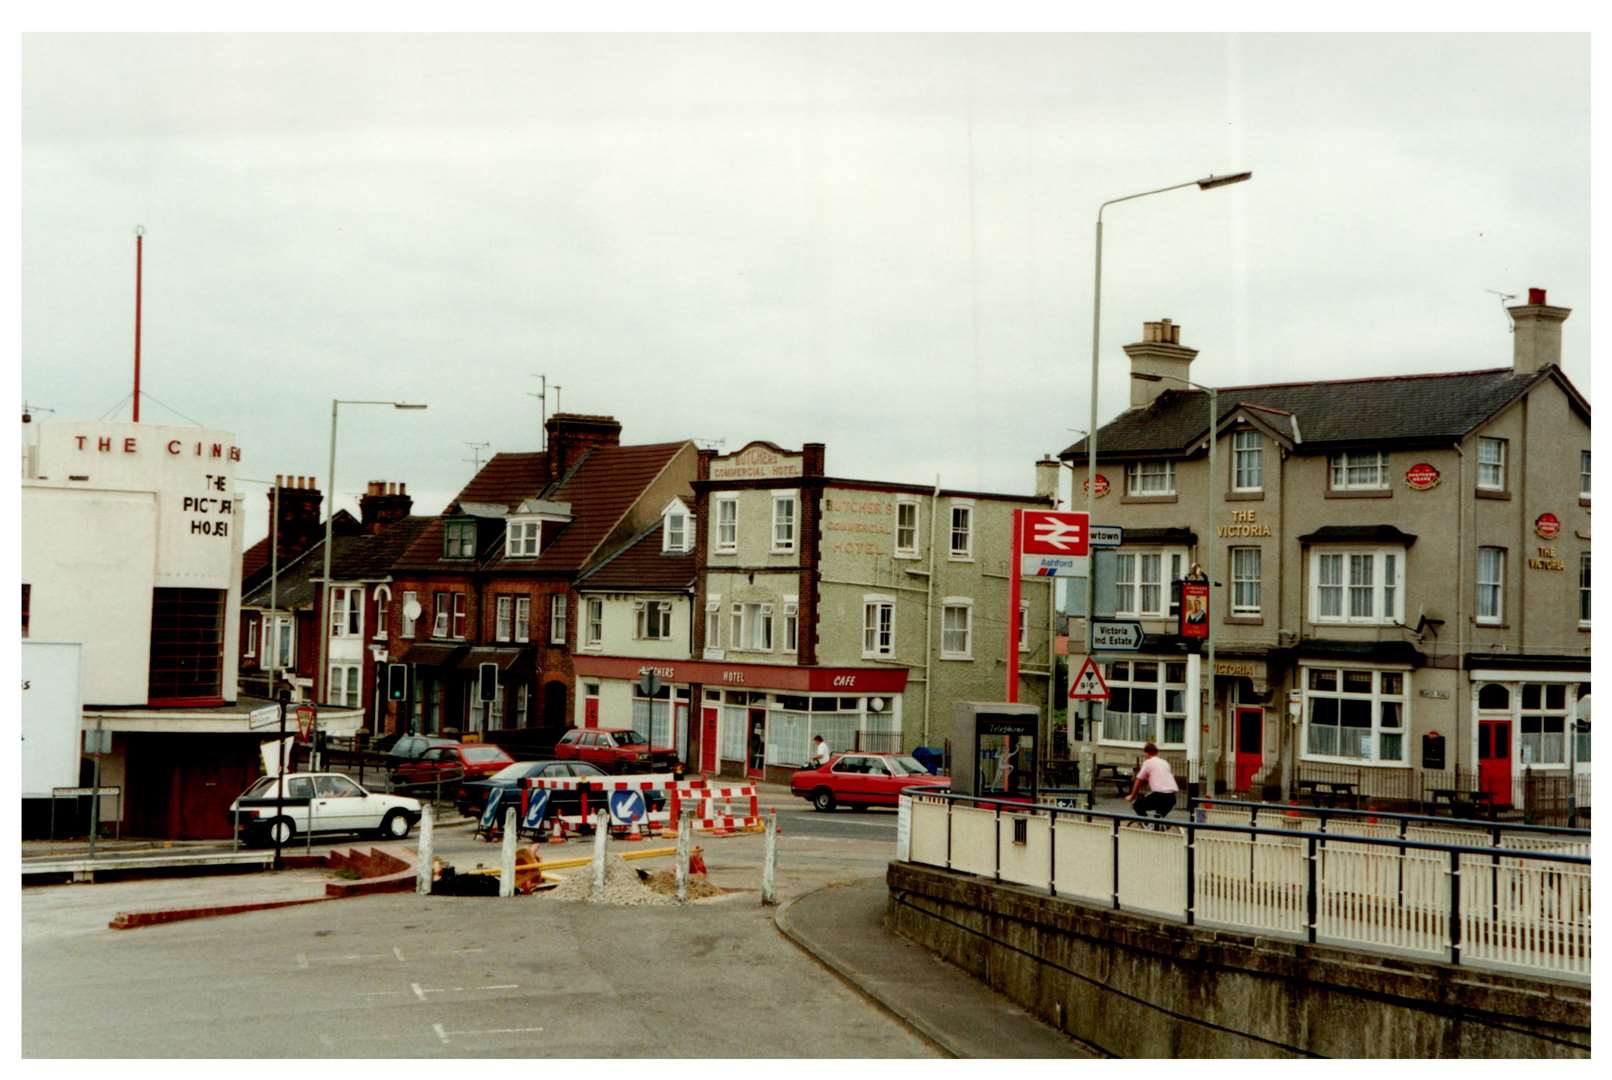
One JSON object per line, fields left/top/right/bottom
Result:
{"left": 389, "top": 742, "right": 515, "bottom": 787}
{"left": 791, "top": 752, "right": 950, "bottom": 811}
{"left": 554, "top": 727, "right": 678, "bottom": 774}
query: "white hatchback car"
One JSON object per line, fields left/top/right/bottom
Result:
{"left": 230, "top": 772, "right": 422, "bottom": 845}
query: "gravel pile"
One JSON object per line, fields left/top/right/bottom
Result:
{"left": 643, "top": 869, "right": 724, "bottom": 899}
{"left": 540, "top": 855, "right": 675, "bottom": 906}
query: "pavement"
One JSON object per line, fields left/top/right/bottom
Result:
{"left": 776, "top": 875, "right": 1094, "bottom": 1058}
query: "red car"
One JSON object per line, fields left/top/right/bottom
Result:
{"left": 389, "top": 741, "right": 514, "bottom": 789}
{"left": 554, "top": 727, "right": 678, "bottom": 774}
{"left": 791, "top": 752, "right": 950, "bottom": 812}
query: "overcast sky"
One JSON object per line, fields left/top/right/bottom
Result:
{"left": 20, "top": 33, "right": 1591, "bottom": 548}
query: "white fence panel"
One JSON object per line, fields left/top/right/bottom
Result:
{"left": 1116, "top": 826, "right": 1187, "bottom": 919}
{"left": 1463, "top": 858, "right": 1591, "bottom": 979}
{"left": 950, "top": 804, "right": 997, "bottom": 878}
{"left": 998, "top": 812, "right": 1052, "bottom": 889}
{"left": 1052, "top": 817, "right": 1113, "bottom": 903}
{"left": 909, "top": 798, "right": 951, "bottom": 868}
{"left": 1316, "top": 844, "right": 1448, "bottom": 959}
{"left": 1196, "top": 832, "right": 1307, "bottom": 936}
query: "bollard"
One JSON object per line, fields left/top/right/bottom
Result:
{"left": 761, "top": 808, "right": 778, "bottom": 906}
{"left": 499, "top": 806, "right": 519, "bottom": 898}
{"left": 591, "top": 809, "right": 609, "bottom": 898}
{"left": 675, "top": 806, "right": 693, "bottom": 902}
{"left": 416, "top": 804, "right": 435, "bottom": 895}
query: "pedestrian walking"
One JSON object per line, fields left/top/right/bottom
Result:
{"left": 1126, "top": 742, "right": 1178, "bottom": 826}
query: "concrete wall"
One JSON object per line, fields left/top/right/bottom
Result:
{"left": 887, "top": 861, "right": 1589, "bottom": 1058}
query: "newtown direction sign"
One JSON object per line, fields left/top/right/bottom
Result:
{"left": 1091, "top": 619, "right": 1144, "bottom": 652}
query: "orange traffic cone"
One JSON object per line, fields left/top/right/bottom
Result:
{"left": 689, "top": 846, "right": 707, "bottom": 876}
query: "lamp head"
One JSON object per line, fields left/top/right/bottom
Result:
{"left": 1197, "top": 171, "right": 1252, "bottom": 190}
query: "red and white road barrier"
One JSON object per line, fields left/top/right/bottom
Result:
{"left": 668, "top": 782, "right": 761, "bottom": 834}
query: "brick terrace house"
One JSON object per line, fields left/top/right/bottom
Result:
{"left": 384, "top": 414, "right": 697, "bottom": 747}
{"left": 1060, "top": 291, "right": 1589, "bottom": 814}
{"left": 585, "top": 440, "right": 1060, "bottom": 784}
{"left": 238, "top": 478, "right": 429, "bottom": 732}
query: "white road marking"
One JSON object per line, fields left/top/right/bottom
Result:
{"left": 435, "top": 1023, "right": 543, "bottom": 1045}
{"left": 412, "top": 982, "right": 519, "bottom": 1001}
{"left": 393, "top": 946, "right": 406, "bottom": 962}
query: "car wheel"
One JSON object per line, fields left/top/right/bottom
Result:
{"left": 812, "top": 788, "right": 837, "bottom": 812}
{"left": 266, "top": 817, "right": 296, "bottom": 845}
{"left": 381, "top": 810, "right": 413, "bottom": 840}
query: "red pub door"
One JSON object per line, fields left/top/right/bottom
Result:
{"left": 1233, "top": 707, "right": 1264, "bottom": 793}
{"left": 1478, "top": 719, "right": 1513, "bottom": 807}
{"left": 700, "top": 707, "right": 719, "bottom": 774}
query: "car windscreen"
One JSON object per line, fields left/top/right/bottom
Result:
{"left": 489, "top": 763, "right": 539, "bottom": 781}
{"left": 613, "top": 730, "right": 648, "bottom": 745}
{"left": 463, "top": 745, "right": 510, "bottom": 762}
{"left": 890, "top": 756, "right": 927, "bottom": 776}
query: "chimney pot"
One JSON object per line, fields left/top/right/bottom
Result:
{"left": 1529, "top": 287, "right": 1547, "bottom": 305}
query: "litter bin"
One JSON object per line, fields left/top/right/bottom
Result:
{"left": 911, "top": 746, "right": 943, "bottom": 775}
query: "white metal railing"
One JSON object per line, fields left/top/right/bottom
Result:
{"left": 903, "top": 791, "right": 1590, "bottom": 982}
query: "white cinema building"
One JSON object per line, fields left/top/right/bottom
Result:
{"left": 21, "top": 416, "right": 284, "bottom": 839}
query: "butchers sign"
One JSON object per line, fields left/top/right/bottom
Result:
{"left": 1405, "top": 463, "right": 1441, "bottom": 490}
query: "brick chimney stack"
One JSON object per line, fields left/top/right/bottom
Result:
{"left": 1126, "top": 319, "right": 1200, "bottom": 408}
{"left": 1508, "top": 288, "right": 1572, "bottom": 374}
{"left": 359, "top": 480, "right": 413, "bottom": 533}
{"left": 1035, "top": 457, "right": 1061, "bottom": 503}
{"left": 269, "top": 474, "right": 325, "bottom": 564}
{"left": 545, "top": 413, "right": 623, "bottom": 481}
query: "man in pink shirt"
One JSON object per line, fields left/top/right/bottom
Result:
{"left": 1126, "top": 742, "right": 1179, "bottom": 823}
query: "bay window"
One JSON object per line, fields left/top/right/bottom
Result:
{"left": 1310, "top": 548, "right": 1404, "bottom": 624}
{"left": 1114, "top": 548, "right": 1187, "bottom": 618}
{"left": 1302, "top": 667, "right": 1407, "bottom": 764}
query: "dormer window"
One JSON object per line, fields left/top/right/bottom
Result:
{"left": 444, "top": 518, "right": 477, "bottom": 558}
{"left": 661, "top": 498, "right": 693, "bottom": 554}
{"left": 507, "top": 519, "right": 540, "bottom": 558}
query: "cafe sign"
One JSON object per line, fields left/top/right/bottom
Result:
{"left": 1405, "top": 463, "right": 1440, "bottom": 490}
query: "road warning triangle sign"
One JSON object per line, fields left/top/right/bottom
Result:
{"left": 1069, "top": 656, "right": 1110, "bottom": 701}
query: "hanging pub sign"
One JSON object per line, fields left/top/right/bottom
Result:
{"left": 1405, "top": 462, "right": 1441, "bottom": 490}
{"left": 1180, "top": 579, "right": 1210, "bottom": 639}
{"left": 1535, "top": 512, "right": 1561, "bottom": 539}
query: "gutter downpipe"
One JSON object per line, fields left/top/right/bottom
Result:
{"left": 1452, "top": 440, "right": 1465, "bottom": 793}
{"left": 923, "top": 475, "right": 941, "bottom": 746}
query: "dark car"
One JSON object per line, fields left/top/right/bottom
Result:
{"left": 386, "top": 735, "right": 457, "bottom": 769}
{"left": 456, "top": 759, "right": 667, "bottom": 825}
{"left": 554, "top": 727, "right": 678, "bottom": 774}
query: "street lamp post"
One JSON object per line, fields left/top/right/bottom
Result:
{"left": 1132, "top": 371, "right": 1219, "bottom": 792}
{"left": 317, "top": 400, "right": 428, "bottom": 706}
{"left": 1080, "top": 171, "right": 1250, "bottom": 789}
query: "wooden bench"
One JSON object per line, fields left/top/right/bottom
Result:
{"left": 1427, "top": 787, "right": 1496, "bottom": 820}
{"left": 1295, "top": 779, "right": 1360, "bottom": 809}
{"left": 1092, "top": 763, "right": 1135, "bottom": 798}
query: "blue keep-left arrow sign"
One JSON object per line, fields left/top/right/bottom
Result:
{"left": 608, "top": 789, "right": 646, "bottom": 824}
{"left": 521, "top": 788, "right": 551, "bottom": 830}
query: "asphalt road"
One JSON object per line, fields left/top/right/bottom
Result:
{"left": 22, "top": 804, "right": 922, "bottom": 1058}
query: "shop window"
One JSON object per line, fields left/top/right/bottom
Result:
{"left": 1098, "top": 660, "right": 1187, "bottom": 746}
{"left": 1301, "top": 667, "right": 1407, "bottom": 764}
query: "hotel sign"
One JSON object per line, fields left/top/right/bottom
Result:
{"left": 709, "top": 443, "right": 804, "bottom": 481}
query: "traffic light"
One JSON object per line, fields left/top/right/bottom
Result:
{"left": 478, "top": 662, "right": 498, "bottom": 703}
{"left": 387, "top": 663, "right": 409, "bottom": 702}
